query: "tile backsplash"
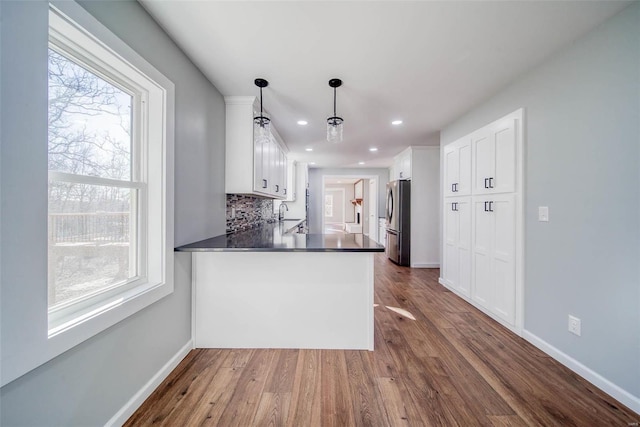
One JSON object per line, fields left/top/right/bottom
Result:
{"left": 226, "top": 194, "right": 276, "bottom": 233}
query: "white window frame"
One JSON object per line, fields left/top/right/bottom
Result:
{"left": 47, "top": 2, "right": 173, "bottom": 337}
{"left": 0, "top": 1, "right": 174, "bottom": 387}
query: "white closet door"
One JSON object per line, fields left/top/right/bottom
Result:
{"left": 472, "top": 196, "right": 493, "bottom": 307}
{"left": 472, "top": 130, "right": 494, "bottom": 195}
{"left": 493, "top": 119, "right": 516, "bottom": 194}
{"left": 458, "top": 141, "right": 472, "bottom": 195}
{"left": 457, "top": 198, "right": 472, "bottom": 296}
{"left": 492, "top": 194, "right": 516, "bottom": 324}
{"left": 444, "top": 146, "right": 460, "bottom": 197}
{"left": 443, "top": 200, "right": 459, "bottom": 289}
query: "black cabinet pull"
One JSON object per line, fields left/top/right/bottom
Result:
{"left": 489, "top": 201, "right": 494, "bottom": 212}
{"left": 484, "top": 178, "right": 489, "bottom": 189}
{"left": 262, "top": 179, "right": 268, "bottom": 189}
{"left": 484, "top": 201, "right": 488, "bottom": 212}
{"left": 489, "top": 177, "right": 494, "bottom": 188}
{"left": 275, "top": 184, "right": 280, "bottom": 193}
{"left": 454, "top": 183, "right": 458, "bottom": 192}
{"left": 284, "top": 188, "right": 287, "bottom": 195}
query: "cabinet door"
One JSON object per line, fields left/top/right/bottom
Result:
{"left": 397, "top": 150, "right": 411, "bottom": 180}
{"left": 443, "top": 199, "right": 459, "bottom": 288}
{"left": 444, "top": 145, "right": 459, "bottom": 197}
{"left": 253, "top": 131, "right": 269, "bottom": 194}
{"left": 472, "top": 196, "right": 493, "bottom": 307}
{"left": 491, "top": 194, "right": 515, "bottom": 324}
{"left": 471, "top": 194, "right": 515, "bottom": 325}
{"left": 443, "top": 197, "right": 471, "bottom": 296}
{"left": 472, "top": 120, "right": 515, "bottom": 195}
{"left": 472, "top": 130, "right": 494, "bottom": 195}
{"left": 286, "top": 160, "right": 296, "bottom": 201}
{"left": 444, "top": 138, "right": 471, "bottom": 197}
{"left": 492, "top": 119, "right": 516, "bottom": 194}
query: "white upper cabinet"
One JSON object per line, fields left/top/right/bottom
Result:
{"left": 285, "top": 160, "right": 297, "bottom": 201}
{"left": 391, "top": 148, "right": 412, "bottom": 180}
{"left": 225, "top": 96, "right": 287, "bottom": 199}
{"left": 472, "top": 118, "right": 516, "bottom": 195}
{"left": 444, "top": 137, "right": 471, "bottom": 197}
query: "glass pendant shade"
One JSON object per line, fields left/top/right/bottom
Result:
{"left": 253, "top": 78, "right": 270, "bottom": 144}
{"left": 254, "top": 112, "right": 271, "bottom": 144}
{"left": 327, "top": 78, "right": 343, "bottom": 143}
{"left": 327, "top": 116, "right": 343, "bottom": 143}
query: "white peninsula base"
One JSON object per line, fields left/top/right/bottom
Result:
{"left": 192, "top": 251, "right": 375, "bottom": 350}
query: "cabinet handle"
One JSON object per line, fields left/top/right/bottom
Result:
{"left": 489, "top": 201, "right": 494, "bottom": 212}
{"left": 451, "top": 183, "right": 455, "bottom": 192}
{"left": 400, "top": 172, "right": 403, "bottom": 178}
{"left": 489, "top": 177, "right": 494, "bottom": 188}
{"left": 484, "top": 178, "right": 489, "bottom": 189}
{"left": 284, "top": 188, "right": 287, "bottom": 195}
{"left": 484, "top": 201, "right": 488, "bottom": 212}
{"left": 454, "top": 183, "right": 458, "bottom": 192}
{"left": 275, "top": 184, "right": 280, "bottom": 193}
{"left": 262, "top": 179, "right": 268, "bottom": 189}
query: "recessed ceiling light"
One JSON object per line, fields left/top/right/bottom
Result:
{"left": 358, "top": 161, "right": 365, "bottom": 165}
{"left": 297, "top": 120, "right": 308, "bottom": 125}
{"left": 305, "top": 148, "right": 313, "bottom": 152}
{"left": 369, "top": 147, "right": 378, "bottom": 152}
{"left": 391, "top": 120, "right": 403, "bottom": 125}
{"left": 309, "top": 162, "right": 316, "bottom": 165}
{"left": 337, "top": 180, "right": 342, "bottom": 184}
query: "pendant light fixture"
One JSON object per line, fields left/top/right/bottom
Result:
{"left": 327, "top": 78, "right": 343, "bottom": 143}
{"left": 254, "top": 78, "right": 271, "bottom": 144}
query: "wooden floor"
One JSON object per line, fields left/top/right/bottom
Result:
{"left": 126, "top": 253, "right": 639, "bottom": 426}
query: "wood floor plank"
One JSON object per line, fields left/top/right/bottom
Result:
{"left": 286, "top": 349, "right": 322, "bottom": 427}
{"left": 188, "top": 365, "right": 243, "bottom": 426}
{"left": 251, "top": 392, "right": 291, "bottom": 427}
{"left": 215, "top": 349, "right": 277, "bottom": 426}
{"left": 343, "top": 350, "right": 388, "bottom": 426}
{"left": 375, "top": 377, "right": 412, "bottom": 426}
{"left": 320, "top": 350, "right": 356, "bottom": 426}
{"left": 126, "top": 253, "right": 640, "bottom": 426}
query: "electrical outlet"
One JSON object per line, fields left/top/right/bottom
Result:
{"left": 538, "top": 206, "right": 549, "bottom": 222}
{"left": 568, "top": 315, "right": 581, "bottom": 336}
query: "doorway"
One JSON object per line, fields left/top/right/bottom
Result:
{"left": 321, "top": 175, "right": 379, "bottom": 240}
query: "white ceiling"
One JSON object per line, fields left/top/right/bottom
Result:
{"left": 141, "top": 0, "right": 629, "bottom": 169}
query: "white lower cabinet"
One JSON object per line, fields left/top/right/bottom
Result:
{"left": 443, "top": 197, "right": 471, "bottom": 297}
{"left": 471, "top": 194, "right": 515, "bottom": 325}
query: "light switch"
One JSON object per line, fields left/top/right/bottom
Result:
{"left": 538, "top": 206, "right": 549, "bottom": 222}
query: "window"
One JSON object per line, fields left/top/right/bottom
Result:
{"left": 325, "top": 194, "right": 334, "bottom": 217}
{"left": 47, "top": 4, "right": 174, "bottom": 336}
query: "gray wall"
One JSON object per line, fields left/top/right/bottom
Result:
{"left": 441, "top": 3, "right": 640, "bottom": 398}
{"left": 308, "top": 168, "right": 389, "bottom": 234}
{"left": 0, "top": 0, "right": 226, "bottom": 425}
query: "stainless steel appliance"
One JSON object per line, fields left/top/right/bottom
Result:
{"left": 385, "top": 180, "right": 410, "bottom": 266}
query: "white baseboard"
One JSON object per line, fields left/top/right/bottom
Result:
{"left": 523, "top": 330, "right": 640, "bottom": 414}
{"left": 105, "top": 340, "right": 193, "bottom": 427}
{"left": 411, "top": 262, "right": 440, "bottom": 268}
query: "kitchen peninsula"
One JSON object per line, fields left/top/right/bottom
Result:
{"left": 176, "top": 219, "right": 384, "bottom": 350}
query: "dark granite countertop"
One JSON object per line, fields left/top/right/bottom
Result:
{"left": 175, "top": 219, "right": 385, "bottom": 252}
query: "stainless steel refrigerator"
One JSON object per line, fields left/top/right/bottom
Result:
{"left": 385, "top": 180, "right": 410, "bottom": 266}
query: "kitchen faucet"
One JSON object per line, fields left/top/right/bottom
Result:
{"left": 278, "top": 202, "right": 289, "bottom": 221}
